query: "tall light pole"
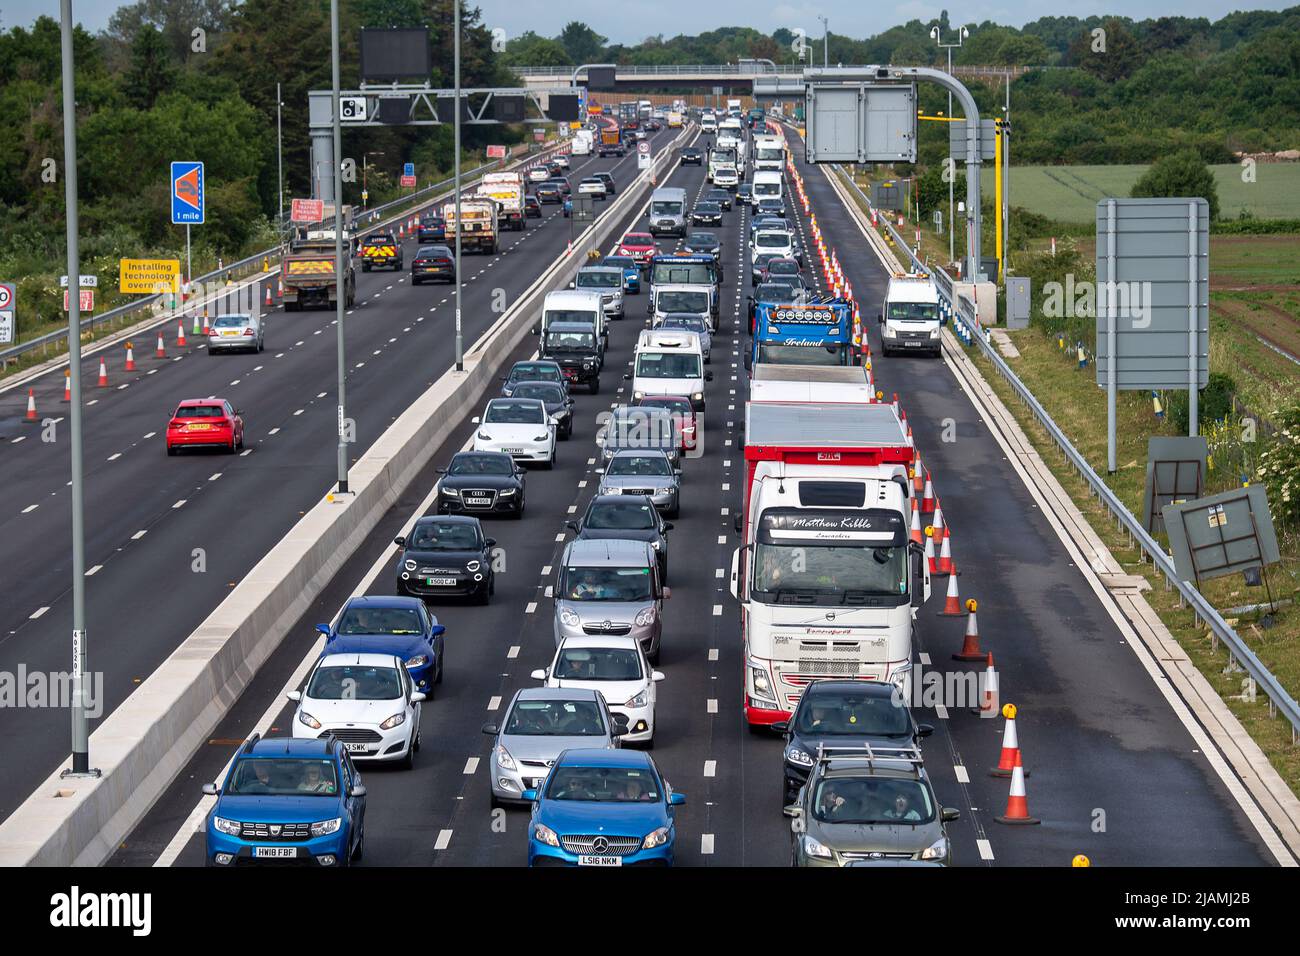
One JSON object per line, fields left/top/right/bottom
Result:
{"left": 59, "top": 0, "right": 95, "bottom": 779}
{"left": 453, "top": 0, "right": 464, "bottom": 372}
{"left": 276, "top": 82, "right": 284, "bottom": 229}
{"left": 931, "top": 24, "right": 968, "bottom": 266}
{"left": 330, "top": 0, "right": 349, "bottom": 494}
{"left": 818, "top": 16, "right": 829, "bottom": 69}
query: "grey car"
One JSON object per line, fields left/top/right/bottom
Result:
{"left": 596, "top": 406, "right": 682, "bottom": 469}
{"left": 655, "top": 314, "right": 712, "bottom": 364}
{"left": 553, "top": 538, "right": 668, "bottom": 664}
{"left": 784, "top": 744, "right": 959, "bottom": 867}
{"left": 483, "top": 687, "right": 626, "bottom": 807}
{"left": 207, "top": 313, "right": 264, "bottom": 354}
{"left": 597, "top": 450, "right": 681, "bottom": 518}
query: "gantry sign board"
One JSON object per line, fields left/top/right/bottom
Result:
{"left": 314, "top": 88, "right": 581, "bottom": 129}
{"left": 948, "top": 119, "right": 998, "bottom": 162}
{"left": 1095, "top": 197, "right": 1209, "bottom": 390}
{"left": 1162, "top": 484, "right": 1280, "bottom": 586}
{"left": 804, "top": 82, "right": 917, "bottom": 163}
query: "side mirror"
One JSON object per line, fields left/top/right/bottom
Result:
{"left": 530, "top": 668, "right": 548, "bottom": 681}
{"left": 771, "top": 721, "right": 789, "bottom": 734}
{"left": 669, "top": 792, "right": 686, "bottom": 806}
{"left": 942, "top": 807, "right": 961, "bottom": 822}
{"left": 286, "top": 690, "right": 302, "bottom": 703}
{"left": 350, "top": 784, "right": 367, "bottom": 798}
{"left": 662, "top": 522, "right": 674, "bottom": 531}
{"left": 917, "top": 723, "right": 935, "bottom": 739}
{"left": 410, "top": 692, "right": 427, "bottom": 703}
{"left": 568, "top": 281, "right": 575, "bottom": 289}
{"left": 481, "top": 722, "right": 499, "bottom": 735}
{"left": 705, "top": 371, "right": 713, "bottom": 381}
{"left": 652, "top": 671, "right": 666, "bottom": 682}
{"left": 565, "top": 520, "right": 578, "bottom": 533}
{"left": 733, "top": 511, "right": 742, "bottom": 534}
{"left": 662, "top": 586, "right": 672, "bottom": 600}
{"left": 393, "top": 535, "right": 405, "bottom": 547}
{"left": 430, "top": 625, "right": 446, "bottom": 638}
{"left": 623, "top": 373, "right": 631, "bottom": 380}
{"left": 315, "top": 623, "right": 331, "bottom": 637}
{"left": 471, "top": 416, "right": 481, "bottom": 424}
{"left": 485, "top": 537, "right": 496, "bottom": 548}
{"left": 743, "top": 352, "right": 752, "bottom": 371}
{"left": 201, "top": 782, "right": 219, "bottom": 796}
{"left": 521, "top": 789, "right": 537, "bottom": 802}
{"left": 782, "top": 804, "right": 803, "bottom": 819}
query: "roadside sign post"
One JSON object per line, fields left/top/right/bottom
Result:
{"left": 171, "top": 161, "right": 204, "bottom": 287}
{"left": 330, "top": 0, "right": 350, "bottom": 495}
{"left": 0, "top": 282, "right": 14, "bottom": 345}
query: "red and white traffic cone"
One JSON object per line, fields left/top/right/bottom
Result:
{"left": 995, "top": 764, "right": 1040, "bottom": 825}
{"left": 971, "top": 653, "right": 999, "bottom": 716}
{"left": 930, "top": 499, "right": 945, "bottom": 538}
{"left": 156, "top": 331, "right": 166, "bottom": 358}
{"left": 992, "top": 703, "right": 1029, "bottom": 777}
{"left": 124, "top": 342, "right": 136, "bottom": 372}
{"left": 177, "top": 320, "right": 187, "bottom": 348}
{"left": 63, "top": 369, "right": 71, "bottom": 402}
{"left": 97, "top": 357, "right": 109, "bottom": 387}
{"left": 202, "top": 306, "right": 211, "bottom": 336}
{"left": 936, "top": 526, "right": 956, "bottom": 577}
{"left": 277, "top": 277, "right": 284, "bottom": 298}
{"left": 909, "top": 497, "right": 923, "bottom": 545}
{"left": 265, "top": 285, "right": 273, "bottom": 308}
{"left": 924, "top": 526, "right": 938, "bottom": 574}
{"left": 920, "top": 472, "right": 936, "bottom": 513}
{"left": 24, "top": 388, "right": 37, "bottom": 422}
{"left": 936, "top": 567, "right": 966, "bottom": 616}
{"left": 953, "top": 599, "right": 985, "bottom": 662}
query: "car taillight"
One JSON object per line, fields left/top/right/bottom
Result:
{"left": 243, "top": 328, "right": 253, "bottom": 336}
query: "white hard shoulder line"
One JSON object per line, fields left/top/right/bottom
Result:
{"left": 818, "top": 159, "right": 1297, "bottom": 866}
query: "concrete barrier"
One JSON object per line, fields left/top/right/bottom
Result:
{"left": 0, "top": 125, "right": 694, "bottom": 867}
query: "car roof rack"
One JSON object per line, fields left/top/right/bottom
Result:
{"left": 814, "top": 742, "right": 924, "bottom": 770}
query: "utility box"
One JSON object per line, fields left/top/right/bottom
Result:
{"left": 872, "top": 180, "right": 903, "bottom": 212}
{"left": 952, "top": 281, "right": 997, "bottom": 327}
{"left": 1006, "top": 276, "right": 1031, "bottom": 329}
{"left": 805, "top": 83, "right": 916, "bottom": 164}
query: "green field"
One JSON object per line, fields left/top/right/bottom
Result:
{"left": 983, "top": 163, "right": 1300, "bottom": 222}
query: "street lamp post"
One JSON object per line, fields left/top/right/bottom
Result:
{"left": 330, "top": 0, "right": 349, "bottom": 495}
{"left": 277, "top": 82, "right": 284, "bottom": 229}
{"left": 931, "top": 25, "right": 968, "bottom": 266}
{"left": 453, "top": 0, "right": 464, "bottom": 373}
{"left": 818, "top": 16, "right": 829, "bottom": 69}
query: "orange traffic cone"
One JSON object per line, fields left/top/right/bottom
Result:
{"left": 24, "top": 388, "right": 37, "bottom": 422}
{"left": 202, "top": 305, "right": 211, "bottom": 336}
{"left": 909, "top": 498, "right": 923, "bottom": 545}
{"left": 936, "top": 526, "right": 956, "bottom": 576}
{"left": 177, "top": 320, "right": 187, "bottom": 348}
{"left": 920, "top": 472, "right": 936, "bottom": 513}
{"left": 992, "top": 703, "right": 1029, "bottom": 777}
{"left": 930, "top": 499, "right": 945, "bottom": 538}
{"left": 265, "top": 285, "right": 273, "bottom": 307}
{"left": 97, "top": 357, "right": 109, "bottom": 387}
{"left": 124, "top": 342, "right": 136, "bottom": 372}
{"left": 156, "top": 331, "right": 166, "bottom": 358}
{"left": 63, "top": 369, "right": 71, "bottom": 402}
{"left": 277, "top": 278, "right": 284, "bottom": 297}
{"left": 912, "top": 454, "right": 924, "bottom": 494}
{"left": 937, "top": 567, "right": 966, "bottom": 616}
{"left": 924, "top": 526, "right": 938, "bottom": 574}
{"left": 995, "top": 765, "right": 1040, "bottom": 825}
{"left": 953, "top": 599, "right": 985, "bottom": 661}
{"left": 971, "top": 653, "right": 999, "bottom": 716}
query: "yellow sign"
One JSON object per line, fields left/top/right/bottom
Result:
{"left": 119, "top": 259, "right": 181, "bottom": 295}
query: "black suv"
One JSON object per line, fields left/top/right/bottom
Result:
{"left": 680, "top": 147, "right": 704, "bottom": 166}
{"left": 540, "top": 321, "right": 602, "bottom": 393}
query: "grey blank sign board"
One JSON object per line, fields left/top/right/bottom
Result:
{"left": 1162, "top": 484, "right": 1280, "bottom": 584}
{"left": 805, "top": 83, "right": 916, "bottom": 164}
{"left": 1142, "top": 435, "right": 1207, "bottom": 534}
{"left": 1095, "top": 197, "right": 1209, "bottom": 390}
{"left": 572, "top": 196, "right": 594, "bottom": 222}
{"left": 948, "top": 119, "right": 997, "bottom": 162}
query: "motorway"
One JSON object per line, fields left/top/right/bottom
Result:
{"left": 95, "top": 119, "right": 1280, "bottom": 867}
{"left": 0, "top": 127, "right": 678, "bottom": 823}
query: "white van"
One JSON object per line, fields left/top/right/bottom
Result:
{"left": 628, "top": 329, "right": 711, "bottom": 411}
{"left": 647, "top": 186, "right": 688, "bottom": 238}
{"left": 651, "top": 284, "right": 713, "bottom": 331}
{"left": 571, "top": 129, "right": 594, "bottom": 156}
{"left": 536, "top": 289, "right": 606, "bottom": 343}
{"left": 752, "top": 170, "right": 783, "bottom": 205}
{"left": 701, "top": 114, "right": 717, "bottom": 134}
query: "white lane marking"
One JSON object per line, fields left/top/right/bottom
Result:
{"left": 707, "top": 699, "right": 718, "bottom": 714}
{"left": 541, "top": 565, "right": 552, "bottom": 576}
{"left": 704, "top": 760, "right": 717, "bottom": 777}
{"left": 919, "top": 652, "right": 932, "bottom": 666}
{"left": 87, "top": 399, "right": 97, "bottom": 406}
{"left": 708, "top": 648, "right": 719, "bottom": 661}
{"left": 700, "top": 834, "right": 715, "bottom": 855}
{"left": 293, "top": 409, "right": 304, "bottom": 416}
{"left": 544, "top": 585, "right": 554, "bottom": 598}
{"left": 525, "top": 602, "right": 538, "bottom": 614}
{"left": 578, "top": 480, "right": 587, "bottom": 488}
{"left": 268, "top": 427, "right": 280, "bottom": 435}
{"left": 487, "top": 695, "right": 502, "bottom": 711}
{"left": 10, "top": 436, "right": 25, "bottom": 444}
{"left": 107, "top": 451, "right": 122, "bottom": 461}
{"left": 434, "top": 830, "right": 453, "bottom": 851}
{"left": 935, "top": 704, "right": 949, "bottom": 719}
{"left": 21, "top": 504, "right": 38, "bottom": 514}
{"left": 30, "top": 606, "right": 50, "bottom": 619}
{"left": 554, "top": 533, "right": 565, "bottom": 542}
{"left": 566, "top": 505, "right": 576, "bottom": 513}
{"left": 463, "top": 757, "right": 480, "bottom": 775}
{"left": 209, "top": 473, "right": 222, "bottom": 481}
{"left": 131, "top": 530, "right": 147, "bottom": 540}
{"left": 717, "top": 535, "right": 726, "bottom": 544}
{"left": 715, "top": 568, "right": 724, "bottom": 578}
{"left": 713, "top": 605, "right": 723, "bottom": 616}
{"left": 144, "top": 431, "right": 156, "bottom": 439}
{"left": 85, "top": 564, "right": 103, "bottom": 576}
{"left": 954, "top": 764, "right": 970, "bottom": 784}
{"left": 240, "top": 448, "right": 251, "bottom": 456}
{"left": 977, "top": 839, "right": 995, "bottom": 861}
{"left": 507, "top": 646, "right": 520, "bottom": 659}
{"left": 172, "top": 499, "right": 187, "bottom": 509}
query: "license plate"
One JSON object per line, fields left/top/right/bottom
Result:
{"left": 502, "top": 447, "right": 524, "bottom": 454}
{"left": 465, "top": 498, "right": 491, "bottom": 507}
{"left": 343, "top": 742, "right": 371, "bottom": 753}
{"left": 253, "top": 846, "right": 298, "bottom": 858}
{"left": 187, "top": 423, "right": 212, "bottom": 431}
{"left": 220, "top": 330, "right": 241, "bottom": 336}
{"left": 426, "top": 577, "right": 457, "bottom": 586}
{"left": 562, "top": 368, "right": 578, "bottom": 378}
{"left": 904, "top": 340, "right": 922, "bottom": 347}
{"left": 578, "top": 855, "right": 622, "bottom": 867}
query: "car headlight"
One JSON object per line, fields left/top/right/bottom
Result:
{"left": 477, "top": 431, "right": 492, "bottom": 440}
{"left": 495, "top": 743, "right": 518, "bottom": 772}
{"left": 533, "top": 434, "right": 550, "bottom": 442}
{"left": 691, "top": 392, "right": 703, "bottom": 401}
{"left": 310, "top": 818, "right": 342, "bottom": 837}
{"left": 379, "top": 711, "right": 406, "bottom": 730}
{"left": 642, "top": 826, "right": 671, "bottom": 849}
{"left": 559, "top": 607, "right": 582, "bottom": 628}
{"left": 890, "top": 659, "right": 913, "bottom": 689}
{"left": 498, "top": 488, "right": 516, "bottom": 497}
{"left": 784, "top": 746, "right": 814, "bottom": 768}
{"left": 883, "top": 325, "right": 897, "bottom": 338}
{"left": 634, "top": 607, "right": 656, "bottom": 627}
{"left": 212, "top": 816, "right": 241, "bottom": 836}
{"left": 655, "top": 486, "right": 674, "bottom": 495}
{"left": 632, "top": 391, "right": 644, "bottom": 401}
{"left": 749, "top": 664, "right": 775, "bottom": 701}
{"left": 803, "top": 835, "right": 833, "bottom": 859}
{"left": 441, "top": 486, "right": 460, "bottom": 496}
{"left": 624, "top": 689, "right": 650, "bottom": 708}
{"left": 920, "top": 836, "right": 948, "bottom": 861}
{"left": 405, "top": 654, "right": 429, "bottom": 669}
{"left": 404, "top": 559, "right": 416, "bottom": 571}
{"left": 466, "top": 560, "right": 481, "bottom": 572}
{"left": 533, "top": 823, "right": 560, "bottom": 847}
{"left": 298, "top": 710, "right": 321, "bottom": 730}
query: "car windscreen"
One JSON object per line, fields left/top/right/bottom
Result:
{"left": 603, "top": 257, "right": 635, "bottom": 269}
{"left": 768, "top": 261, "right": 800, "bottom": 276}
{"left": 212, "top": 315, "right": 250, "bottom": 329}
{"left": 509, "top": 364, "right": 560, "bottom": 383}
{"left": 545, "top": 765, "right": 660, "bottom": 802}
{"left": 336, "top": 606, "right": 424, "bottom": 635}
{"left": 635, "top": 351, "right": 702, "bottom": 379}
{"left": 176, "top": 404, "right": 225, "bottom": 418}
{"left": 812, "top": 778, "right": 935, "bottom": 825}
{"left": 576, "top": 271, "right": 620, "bottom": 288}
{"left": 512, "top": 383, "right": 566, "bottom": 404}
{"left": 608, "top": 454, "right": 673, "bottom": 477}
{"left": 659, "top": 317, "right": 707, "bottom": 335}
{"left": 586, "top": 500, "right": 656, "bottom": 530}
{"left": 563, "top": 566, "right": 654, "bottom": 601}
{"left": 553, "top": 646, "right": 643, "bottom": 682}
{"left": 655, "top": 291, "right": 708, "bottom": 313}
{"left": 756, "top": 232, "right": 791, "bottom": 248}
{"left": 227, "top": 758, "right": 339, "bottom": 796}
{"left": 503, "top": 699, "right": 607, "bottom": 736}
{"left": 408, "top": 521, "right": 480, "bottom": 551}
{"left": 448, "top": 453, "right": 514, "bottom": 476}
{"left": 694, "top": 203, "right": 721, "bottom": 213}
{"left": 795, "top": 690, "right": 913, "bottom": 737}
{"left": 754, "top": 181, "right": 781, "bottom": 196}
{"left": 485, "top": 400, "right": 545, "bottom": 424}
{"left": 886, "top": 301, "right": 940, "bottom": 321}
{"left": 306, "top": 664, "right": 403, "bottom": 701}
{"left": 546, "top": 331, "right": 596, "bottom": 351}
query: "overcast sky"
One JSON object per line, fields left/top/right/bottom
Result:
{"left": 2, "top": 0, "right": 1294, "bottom": 44}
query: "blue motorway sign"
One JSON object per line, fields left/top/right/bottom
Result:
{"left": 403, "top": 162, "right": 415, "bottom": 177}
{"left": 170, "top": 161, "right": 205, "bottom": 225}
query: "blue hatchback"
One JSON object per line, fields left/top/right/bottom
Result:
{"left": 316, "top": 596, "right": 445, "bottom": 693}
{"left": 602, "top": 255, "right": 641, "bottom": 294}
{"left": 203, "top": 735, "right": 366, "bottom": 867}
{"left": 526, "top": 748, "right": 685, "bottom": 867}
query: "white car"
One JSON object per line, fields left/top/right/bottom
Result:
{"left": 288, "top": 653, "right": 424, "bottom": 767}
{"left": 473, "top": 397, "right": 557, "bottom": 468}
{"left": 531, "top": 636, "right": 665, "bottom": 745}
{"left": 577, "top": 177, "right": 608, "bottom": 200}
{"left": 528, "top": 166, "right": 550, "bottom": 183}
{"left": 751, "top": 229, "right": 795, "bottom": 265}
{"left": 552, "top": 153, "right": 571, "bottom": 169}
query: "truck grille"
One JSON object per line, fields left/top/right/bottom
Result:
{"left": 560, "top": 835, "right": 643, "bottom": 857}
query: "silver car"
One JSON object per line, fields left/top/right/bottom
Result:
{"left": 654, "top": 313, "right": 712, "bottom": 364}
{"left": 483, "top": 687, "right": 625, "bottom": 806}
{"left": 574, "top": 266, "right": 625, "bottom": 319}
{"left": 597, "top": 450, "right": 681, "bottom": 518}
{"left": 553, "top": 539, "right": 667, "bottom": 664}
{"left": 207, "top": 313, "right": 265, "bottom": 354}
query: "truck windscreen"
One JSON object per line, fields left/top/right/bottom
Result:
{"left": 752, "top": 510, "right": 908, "bottom": 602}
{"left": 651, "top": 263, "right": 714, "bottom": 286}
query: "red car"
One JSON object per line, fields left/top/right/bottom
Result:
{"left": 635, "top": 394, "right": 698, "bottom": 453}
{"left": 619, "top": 232, "right": 658, "bottom": 269}
{"left": 166, "top": 398, "right": 244, "bottom": 455}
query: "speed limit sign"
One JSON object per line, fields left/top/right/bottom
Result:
{"left": 637, "top": 141, "right": 650, "bottom": 155}
{"left": 0, "top": 283, "right": 12, "bottom": 310}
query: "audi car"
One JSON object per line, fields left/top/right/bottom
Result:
{"left": 436, "top": 450, "right": 527, "bottom": 518}
{"left": 166, "top": 398, "right": 244, "bottom": 455}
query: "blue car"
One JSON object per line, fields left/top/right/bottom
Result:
{"left": 526, "top": 748, "right": 685, "bottom": 867}
{"left": 602, "top": 255, "right": 641, "bottom": 294}
{"left": 202, "top": 735, "right": 366, "bottom": 867}
{"left": 316, "top": 595, "right": 445, "bottom": 694}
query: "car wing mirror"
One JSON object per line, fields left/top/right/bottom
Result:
{"left": 471, "top": 416, "right": 481, "bottom": 424}
{"left": 430, "top": 625, "right": 446, "bottom": 638}
{"left": 521, "top": 789, "right": 537, "bottom": 802}
{"left": 350, "top": 784, "right": 367, "bottom": 798}
{"left": 652, "top": 671, "right": 666, "bottom": 682}
{"left": 485, "top": 537, "right": 497, "bottom": 548}
{"left": 782, "top": 804, "right": 802, "bottom": 818}
{"left": 202, "top": 782, "right": 219, "bottom": 796}
{"left": 530, "top": 668, "right": 548, "bottom": 681}
{"left": 662, "top": 586, "right": 672, "bottom": 600}
{"left": 705, "top": 371, "right": 713, "bottom": 381}
{"left": 942, "top": 807, "right": 961, "bottom": 822}
{"left": 481, "top": 722, "right": 499, "bottom": 735}
{"left": 315, "top": 623, "right": 331, "bottom": 637}
{"left": 917, "top": 723, "right": 935, "bottom": 739}
{"left": 669, "top": 792, "right": 686, "bottom": 806}
{"left": 393, "top": 536, "right": 405, "bottom": 547}
{"left": 410, "top": 692, "right": 427, "bottom": 703}
{"left": 286, "top": 690, "right": 302, "bottom": 703}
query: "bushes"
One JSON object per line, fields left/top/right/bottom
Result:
{"left": 1255, "top": 402, "right": 1300, "bottom": 527}
{"left": 1165, "top": 372, "right": 1237, "bottom": 434}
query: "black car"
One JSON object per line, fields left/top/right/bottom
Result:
{"left": 547, "top": 176, "right": 572, "bottom": 196}
{"left": 417, "top": 216, "right": 446, "bottom": 243}
{"left": 736, "top": 183, "right": 754, "bottom": 206}
{"left": 751, "top": 251, "right": 782, "bottom": 286}
{"left": 773, "top": 680, "right": 934, "bottom": 802}
{"left": 705, "top": 188, "right": 732, "bottom": 211}
{"left": 594, "top": 171, "right": 617, "bottom": 195}
{"left": 760, "top": 256, "right": 805, "bottom": 288}
{"left": 691, "top": 201, "right": 723, "bottom": 226}
{"left": 501, "top": 359, "right": 569, "bottom": 398}
{"left": 568, "top": 494, "right": 673, "bottom": 582}
{"left": 512, "top": 381, "right": 576, "bottom": 439}
{"left": 412, "top": 245, "right": 455, "bottom": 285}
{"left": 680, "top": 147, "right": 704, "bottom": 166}
{"left": 748, "top": 280, "right": 805, "bottom": 332}
{"left": 756, "top": 196, "right": 785, "bottom": 218}
{"left": 436, "top": 451, "right": 526, "bottom": 519}
{"left": 540, "top": 321, "right": 602, "bottom": 395}
{"left": 523, "top": 195, "right": 542, "bottom": 218}
{"left": 394, "top": 514, "right": 497, "bottom": 603}
{"left": 683, "top": 232, "right": 721, "bottom": 257}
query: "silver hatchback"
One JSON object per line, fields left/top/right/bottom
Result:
{"left": 553, "top": 538, "right": 668, "bottom": 664}
{"left": 207, "top": 313, "right": 265, "bottom": 354}
{"left": 597, "top": 450, "right": 681, "bottom": 518}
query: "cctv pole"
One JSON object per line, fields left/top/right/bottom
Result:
{"left": 819, "top": 17, "right": 829, "bottom": 69}
{"left": 453, "top": 0, "right": 464, "bottom": 372}
{"left": 277, "top": 82, "right": 284, "bottom": 227}
{"left": 331, "top": 0, "right": 349, "bottom": 493}
{"left": 947, "top": 47, "right": 954, "bottom": 263}
{"left": 59, "top": 0, "right": 94, "bottom": 778}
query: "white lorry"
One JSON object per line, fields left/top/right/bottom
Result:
{"left": 475, "top": 172, "right": 526, "bottom": 231}
{"left": 571, "top": 128, "right": 594, "bottom": 156}
{"left": 752, "top": 134, "right": 785, "bottom": 172}
{"left": 748, "top": 364, "right": 875, "bottom": 404}
{"left": 879, "top": 273, "right": 942, "bottom": 357}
